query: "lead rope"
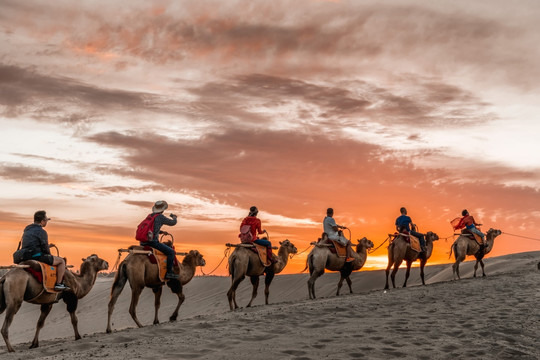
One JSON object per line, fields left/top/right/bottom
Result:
{"left": 368, "top": 236, "right": 390, "bottom": 254}
{"left": 109, "top": 250, "right": 124, "bottom": 274}
{"left": 200, "top": 247, "right": 231, "bottom": 276}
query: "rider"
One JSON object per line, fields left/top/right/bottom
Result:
{"left": 395, "top": 207, "right": 427, "bottom": 252}
{"left": 323, "top": 208, "right": 354, "bottom": 262}
{"left": 239, "top": 206, "right": 275, "bottom": 263}
{"left": 20, "top": 210, "right": 68, "bottom": 291}
{"left": 140, "top": 200, "right": 179, "bottom": 280}
{"left": 455, "top": 209, "right": 486, "bottom": 247}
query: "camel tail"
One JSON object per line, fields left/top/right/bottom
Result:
{"left": 301, "top": 256, "right": 309, "bottom": 273}
{"left": 111, "top": 261, "right": 128, "bottom": 294}
{"left": 448, "top": 243, "right": 455, "bottom": 260}
{"left": 228, "top": 254, "right": 236, "bottom": 277}
{"left": 0, "top": 277, "right": 6, "bottom": 314}
{"left": 307, "top": 253, "right": 314, "bottom": 276}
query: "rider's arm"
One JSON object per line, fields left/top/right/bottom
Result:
{"left": 159, "top": 213, "right": 178, "bottom": 226}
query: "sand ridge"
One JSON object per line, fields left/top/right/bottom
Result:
{"left": 1, "top": 251, "right": 539, "bottom": 359}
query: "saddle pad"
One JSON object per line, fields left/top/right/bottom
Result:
{"left": 472, "top": 233, "right": 483, "bottom": 245}
{"left": 254, "top": 243, "right": 271, "bottom": 267}
{"left": 329, "top": 240, "right": 347, "bottom": 258}
{"left": 37, "top": 262, "right": 61, "bottom": 293}
{"left": 150, "top": 249, "right": 169, "bottom": 282}
{"left": 409, "top": 235, "right": 421, "bottom": 253}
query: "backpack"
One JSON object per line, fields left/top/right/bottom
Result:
{"left": 239, "top": 224, "right": 254, "bottom": 243}
{"left": 135, "top": 214, "right": 160, "bottom": 242}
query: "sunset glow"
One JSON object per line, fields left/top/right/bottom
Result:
{"left": 1, "top": 0, "right": 539, "bottom": 275}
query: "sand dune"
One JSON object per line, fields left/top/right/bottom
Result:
{"left": 1, "top": 251, "right": 539, "bottom": 359}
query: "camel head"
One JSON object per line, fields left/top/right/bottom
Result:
{"left": 356, "top": 237, "right": 374, "bottom": 252}
{"left": 186, "top": 250, "right": 206, "bottom": 267}
{"left": 487, "top": 228, "right": 502, "bottom": 239}
{"left": 81, "top": 254, "right": 109, "bottom": 272}
{"left": 425, "top": 231, "right": 439, "bottom": 242}
{"left": 279, "top": 239, "right": 297, "bottom": 254}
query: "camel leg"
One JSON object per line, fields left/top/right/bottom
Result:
{"left": 338, "top": 265, "right": 353, "bottom": 296}
{"left": 337, "top": 276, "right": 345, "bottom": 296}
{"left": 227, "top": 275, "right": 245, "bottom": 311}
{"left": 453, "top": 253, "right": 466, "bottom": 280}
{"left": 169, "top": 282, "right": 185, "bottom": 322}
{"left": 403, "top": 261, "right": 412, "bottom": 288}
{"left": 246, "top": 276, "right": 259, "bottom": 308}
{"left": 1, "top": 299, "right": 23, "bottom": 352}
{"left": 107, "top": 263, "right": 129, "bottom": 333}
{"left": 391, "top": 259, "right": 403, "bottom": 289}
{"left": 473, "top": 260, "right": 479, "bottom": 278}
{"left": 307, "top": 269, "right": 324, "bottom": 300}
{"left": 420, "top": 259, "right": 427, "bottom": 286}
{"left": 264, "top": 270, "right": 275, "bottom": 305}
{"left": 62, "top": 292, "right": 81, "bottom": 340}
{"left": 384, "top": 262, "right": 393, "bottom": 290}
{"left": 152, "top": 287, "right": 163, "bottom": 325}
{"left": 128, "top": 286, "right": 145, "bottom": 328}
{"left": 479, "top": 259, "right": 486, "bottom": 277}
{"left": 30, "top": 303, "right": 53, "bottom": 349}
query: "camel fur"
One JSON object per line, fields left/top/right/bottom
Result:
{"left": 384, "top": 231, "right": 439, "bottom": 290}
{"left": 306, "top": 237, "right": 374, "bottom": 299}
{"left": 106, "top": 249, "right": 205, "bottom": 332}
{"left": 227, "top": 240, "right": 297, "bottom": 311}
{"left": 449, "top": 228, "right": 501, "bottom": 280}
{"left": 0, "top": 254, "right": 109, "bottom": 352}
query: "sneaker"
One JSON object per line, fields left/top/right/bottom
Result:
{"left": 346, "top": 257, "right": 355, "bottom": 262}
{"left": 165, "top": 272, "right": 179, "bottom": 280}
{"left": 54, "top": 283, "right": 69, "bottom": 291}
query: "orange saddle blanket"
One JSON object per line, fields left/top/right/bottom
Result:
{"left": 24, "top": 261, "right": 61, "bottom": 293}
{"left": 254, "top": 243, "right": 271, "bottom": 267}
{"left": 391, "top": 233, "right": 421, "bottom": 252}
{"left": 328, "top": 240, "right": 347, "bottom": 258}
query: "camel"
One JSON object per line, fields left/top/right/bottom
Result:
{"left": 449, "top": 228, "right": 501, "bottom": 280}
{"left": 227, "top": 239, "right": 297, "bottom": 311}
{"left": 306, "top": 237, "right": 374, "bottom": 299}
{"left": 384, "top": 231, "right": 439, "bottom": 290}
{"left": 0, "top": 254, "right": 109, "bottom": 352}
{"left": 106, "top": 249, "right": 205, "bottom": 332}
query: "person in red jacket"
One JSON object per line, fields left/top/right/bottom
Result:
{"left": 239, "top": 206, "right": 275, "bottom": 263}
{"left": 454, "top": 209, "right": 486, "bottom": 246}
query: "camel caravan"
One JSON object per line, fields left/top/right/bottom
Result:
{"left": 0, "top": 204, "right": 503, "bottom": 352}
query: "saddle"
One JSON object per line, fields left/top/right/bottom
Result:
{"left": 390, "top": 231, "right": 421, "bottom": 253}
{"left": 318, "top": 233, "right": 346, "bottom": 258}
{"left": 21, "top": 260, "right": 62, "bottom": 293}
{"left": 459, "top": 229, "right": 483, "bottom": 245}
{"left": 128, "top": 245, "right": 179, "bottom": 282}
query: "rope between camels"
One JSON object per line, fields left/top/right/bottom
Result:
{"left": 368, "top": 236, "right": 390, "bottom": 254}
{"left": 291, "top": 243, "right": 313, "bottom": 258}
{"left": 200, "top": 247, "right": 231, "bottom": 276}
{"left": 109, "top": 250, "right": 124, "bottom": 273}
{"left": 502, "top": 232, "right": 540, "bottom": 242}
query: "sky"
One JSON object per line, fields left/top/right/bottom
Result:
{"left": 1, "top": 0, "right": 539, "bottom": 275}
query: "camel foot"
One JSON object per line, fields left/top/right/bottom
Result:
{"left": 482, "top": 274, "right": 486, "bottom": 277}
{"left": 106, "top": 328, "right": 112, "bottom": 334}
{"left": 29, "top": 342, "right": 38, "bottom": 349}
{"left": 153, "top": 320, "right": 160, "bottom": 325}
{"left": 75, "top": 334, "right": 81, "bottom": 340}
{"left": 169, "top": 315, "right": 178, "bottom": 322}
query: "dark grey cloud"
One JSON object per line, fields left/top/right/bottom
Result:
{"left": 0, "top": 163, "right": 79, "bottom": 184}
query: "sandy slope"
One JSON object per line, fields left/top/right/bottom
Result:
{"left": 1, "top": 251, "right": 539, "bottom": 359}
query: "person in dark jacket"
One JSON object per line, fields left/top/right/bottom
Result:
{"left": 20, "top": 210, "right": 68, "bottom": 291}
{"left": 140, "top": 200, "right": 179, "bottom": 279}
{"left": 395, "top": 207, "right": 426, "bottom": 252}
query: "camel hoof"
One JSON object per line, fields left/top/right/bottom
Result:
{"left": 29, "top": 343, "right": 38, "bottom": 349}
{"left": 153, "top": 320, "right": 160, "bottom": 325}
{"left": 75, "top": 335, "right": 81, "bottom": 340}
{"left": 169, "top": 316, "right": 177, "bottom": 322}
{"left": 106, "top": 329, "right": 112, "bottom": 334}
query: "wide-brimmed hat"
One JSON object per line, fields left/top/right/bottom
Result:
{"left": 152, "top": 200, "right": 168, "bottom": 213}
